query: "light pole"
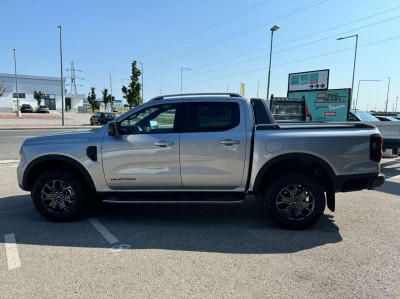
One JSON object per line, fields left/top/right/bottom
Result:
{"left": 337, "top": 34, "right": 358, "bottom": 107}
{"left": 385, "top": 77, "right": 390, "bottom": 117}
{"left": 139, "top": 62, "right": 143, "bottom": 103}
{"left": 108, "top": 73, "right": 113, "bottom": 112}
{"left": 13, "top": 48, "right": 21, "bottom": 117}
{"left": 180, "top": 67, "right": 191, "bottom": 95}
{"left": 266, "top": 25, "right": 280, "bottom": 100}
{"left": 57, "top": 25, "right": 64, "bottom": 126}
{"left": 354, "top": 79, "right": 380, "bottom": 110}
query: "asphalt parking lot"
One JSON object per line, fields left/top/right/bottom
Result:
{"left": 0, "top": 130, "right": 399, "bottom": 298}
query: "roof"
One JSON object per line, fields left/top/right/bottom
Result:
{"left": 0, "top": 73, "right": 65, "bottom": 82}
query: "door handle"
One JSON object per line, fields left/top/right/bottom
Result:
{"left": 154, "top": 140, "right": 174, "bottom": 147}
{"left": 220, "top": 139, "right": 240, "bottom": 145}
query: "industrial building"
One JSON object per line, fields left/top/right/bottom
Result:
{"left": 0, "top": 73, "right": 85, "bottom": 112}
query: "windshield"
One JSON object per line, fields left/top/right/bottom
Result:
{"left": 350, "top": 110, "right": 379, "bottom": 121}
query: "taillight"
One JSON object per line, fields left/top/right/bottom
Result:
{"left": 370, "top": 134, "right": 383, "bottom": 163}
{"left": 101, "top": 117, "right": 105, "bottom": 121}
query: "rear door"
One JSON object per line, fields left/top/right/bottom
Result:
{"left": 179, "top": 100, "right": 247, "bottom": 189}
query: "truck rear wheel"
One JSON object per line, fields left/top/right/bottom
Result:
{"left": 264, "top": 173, "right": 326, "bottom": 229}
{"left": 31, "top": 170, "right": 86, "bottom": 221}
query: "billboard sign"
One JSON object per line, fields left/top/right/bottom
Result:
{"left": 288, "top": 69, "right": 329, "bottom": 92}
{"left": 287, "top": 88, "right": 350, "bottom": 122}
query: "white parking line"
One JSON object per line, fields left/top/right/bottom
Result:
{"left": 0, "top": 160, "right": 19, "bottom": 164}
{"left": 88, "top": 218, "right": 118, "bottom": 244}
{"left": 4, "top": 233, "right": 21, "bottom": 270}
{"left": 386, "top": 174, "right": 400, "bottom": 179}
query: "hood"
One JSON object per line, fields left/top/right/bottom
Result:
{"left": 22, "top": 128, "right": 104, "bottom": 147}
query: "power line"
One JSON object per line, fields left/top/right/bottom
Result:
{"left": 86, "top": 0, "right": 325, "bottom": 74}
{"left": 140, "top": 6, "right": 400, "bottom": 82}
{"left": 145, "top": 35, "right": 400, "bottom": 91}
{"left": 144, "top": 15, "right": 400, "bottom": 88}
{"left": 137, "top": 0, "right": 272, "bottom": 60}
{"left": 144, "top": 0, "right": 327, "bottom": 68}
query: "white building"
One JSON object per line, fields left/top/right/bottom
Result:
{"left": 0, "top": 73, "right": 85, "bottom": 112}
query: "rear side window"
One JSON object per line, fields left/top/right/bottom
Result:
{"left": 184, "top": 102, "right": 240, "bottom": 132}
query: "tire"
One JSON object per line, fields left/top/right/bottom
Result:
{"left": 264, "top": 172, "right": 326, "bottom": 230}
{"left": 90, "top": 121, "right": 93, "bottom": 125}
{"left": 31, "top": 170, "right": 87, "bottom": 221}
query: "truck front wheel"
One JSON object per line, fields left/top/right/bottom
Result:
{"left": 264, "top": 173, "right": 326, "bottom": 229}
{"left": 31, "top": 170, "right": 87, "bottom": 221}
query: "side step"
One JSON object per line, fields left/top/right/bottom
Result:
{"left": 101, "top": 192, "right": 246, "bottom": 204}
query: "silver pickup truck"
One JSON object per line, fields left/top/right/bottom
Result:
{"left": 17, "top": 93, "right": 385, "bottom": 229}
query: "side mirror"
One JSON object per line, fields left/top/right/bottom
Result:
{"left": 107, "top": 121, "right": 119, "bottom": 136}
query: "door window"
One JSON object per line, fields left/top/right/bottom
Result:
{"left": 119, "top": 103, "right": 177, "bottom": 134}
{"left": 184, "top": 102, "right": 240, "bottom": 132}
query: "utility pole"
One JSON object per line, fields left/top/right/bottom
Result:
{"left": 337, "top": 34, "right": 358, "bottom": 107}
{"left": 257, "top": 80, "right": 260, "bottom": 98}
{"left": 396, "top": 96, "right": 399, "bottom": 112}
{"left": 385, "top": 77, "right": 390, "bottom": 117}
{"left": 266, "top": 25, "right": 280, "bottom": 100}
{"left": 66, "top": 61, "right": 83, "bottom": 94}
{"left": 13, "top": 48, "right": 21, "bottom": 117}
{"left": 57, "top": 25, "right": 64, "bottom": 126}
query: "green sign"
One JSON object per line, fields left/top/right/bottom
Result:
{"left": 288, "top": 89, "right": 350, "bottom": 122}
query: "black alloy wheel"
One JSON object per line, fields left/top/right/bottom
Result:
{"left": 264, "top": 173, "right": 326, "bottom": 229}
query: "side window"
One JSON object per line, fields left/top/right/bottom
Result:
{"left": 347, "top": 112, "right": 358, "bottom": 121}
{"left": 185, "top": 102, "right": 240, "bottom": 132}
{"left": 119, "top": 103, "right": 177, "bottom": 135}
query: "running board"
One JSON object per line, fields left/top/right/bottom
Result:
{"left": 101, "top": 192, "right": 246, "bottom": 204}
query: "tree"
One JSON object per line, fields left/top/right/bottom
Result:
{"left": 0, "top": 81, "right": 5, "bottom": 97}
{"left": 101, "top": 88, "right": 112, "bottom": 110}
{"left": 33, "top": 90, "right": 44, "bottom": 107}
{"left": 122, "top": 60, "right": 142, "bottom": 109}
{"left": 87, "top": 87, "right": 99, "bottom": 112}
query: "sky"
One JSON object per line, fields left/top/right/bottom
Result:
{"left": 1, "top": 0, "right": 400, "bottom": 112}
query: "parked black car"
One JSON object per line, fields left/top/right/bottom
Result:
{"left": 20, "top": 104, "right": 33, "bottom": 113}
{"left": 90, "top": 112, "right": 116, "bottom": 125}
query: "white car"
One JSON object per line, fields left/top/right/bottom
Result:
{"left": 37, "top": 105, "right": 50, "bottom": 113}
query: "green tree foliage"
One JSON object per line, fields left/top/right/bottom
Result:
{"left": 102, "top": 88, "right": 111, "bottom": 109}
{"left": 122, "top": 61, "right": 142, "bottom": 109}
{"left": 33, "top": 90, "right": 44, "bottom": 107}
{"left": 0, "top": 81, "right": 5, "bottom": 97}
{"left": 87, "top": 87, "right": 99, "bottom": 112}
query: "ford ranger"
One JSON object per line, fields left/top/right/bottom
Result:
{"left": 17, "top": 93, "right": 385, "bottom": 229}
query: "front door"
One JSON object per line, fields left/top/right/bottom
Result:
{"left": 102, "top": 102, "right": 182, "bottom": 190}
{"left": 179, "top": 101, "right": 247, "bottom": 189}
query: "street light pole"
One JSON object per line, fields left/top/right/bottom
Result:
{"left": 266, "top": 25, "right": 280, "bottom": 100}
{"left": 354, "top": 79, "right": 380, "bottom": 110}
{"left": 57, "top": 25, "right": 64, "bottom": 126}
{"left": 13, "top": 48, "right": 21, "bottom": 117}
{"left": 180, "top": 67, "right": 191, "bottom": 95}
{"left": 139, "top": 62, "right": 143, "bottom": 103}
{"left": 337, "top": 34, "right": 358, "bottom": 107}
{"left": 385, "top": 77, "right": 390, "bottom": 117}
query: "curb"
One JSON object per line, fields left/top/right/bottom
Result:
{"left": 0, "top": 126, "right": 101, "bottom": 131}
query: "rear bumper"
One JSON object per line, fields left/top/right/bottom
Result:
{"left": 334, "top": 173, "right": 385, "bottom": 192}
